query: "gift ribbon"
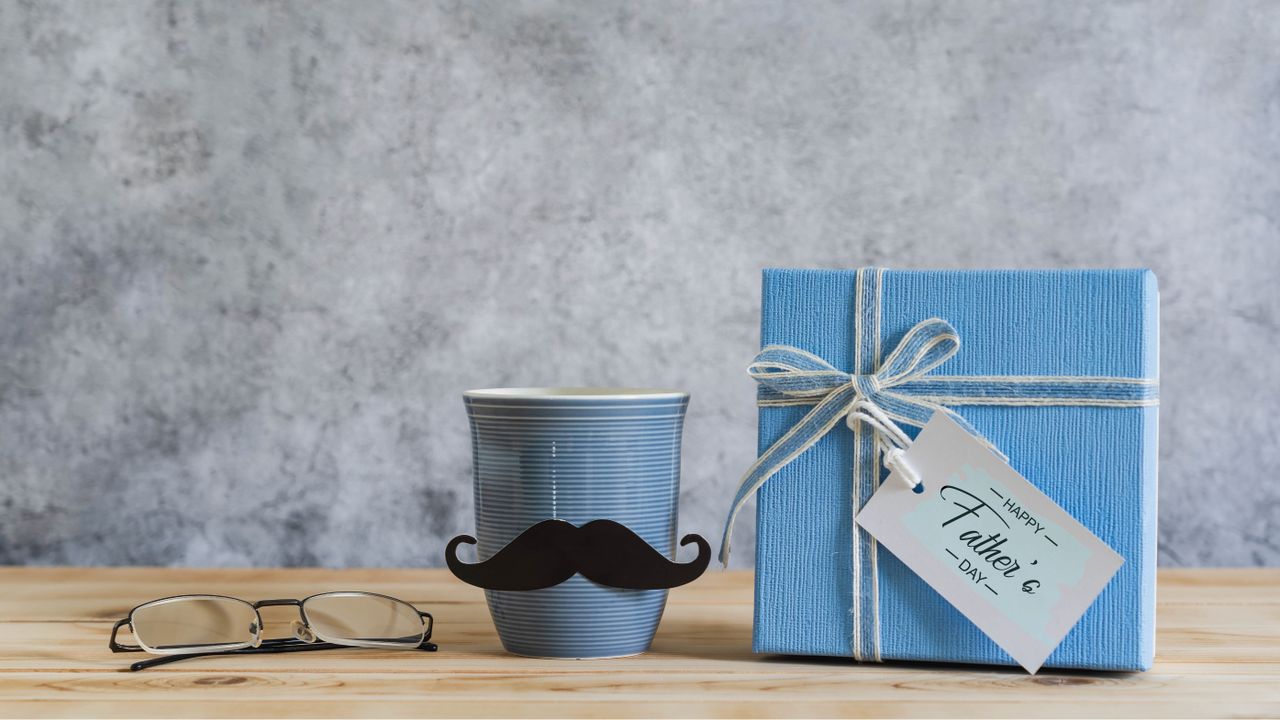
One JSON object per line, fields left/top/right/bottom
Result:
{"left": 720, "top": 267, "right": 1159, "bottom": 662}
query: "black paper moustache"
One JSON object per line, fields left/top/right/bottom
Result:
{"left": 445, "top": 519, "right": 710, "bottom": 591}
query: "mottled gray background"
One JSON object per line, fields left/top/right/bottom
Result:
{"left": 2, "top": 1, "right": 1277, "bottom": 568}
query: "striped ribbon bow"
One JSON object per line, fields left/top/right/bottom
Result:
{"left": 719, "top": 267, "right": 1159, "bottom": 662}
{"left": 720, "top": 317, "right": 980, "bottom": 565}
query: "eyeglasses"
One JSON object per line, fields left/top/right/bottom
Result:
{"left": 109, "top": 592, "right": 436, "bottom": 671}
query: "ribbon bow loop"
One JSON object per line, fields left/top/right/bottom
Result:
{"left": 748, "top": 346, "right": 849, "bottom": 399}
{"left": 875, "top": 318, "right": 961, "bottom": 386}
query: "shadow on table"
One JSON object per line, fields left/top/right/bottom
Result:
{"left": 653, "top": 614, "right": 1137, "bottom": 683}
{"left": 756, "top": 654, "right": 1139, "bottom": 684}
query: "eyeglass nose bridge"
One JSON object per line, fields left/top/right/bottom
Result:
{"left": 253, "top": 598, "right": 303, "bottom": 609}
{"left": 250, "top": 599, "right": 304, "bottom": 648}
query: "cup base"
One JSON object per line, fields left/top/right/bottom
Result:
{"left": 502, "top": 648, "right": 649, "bottom": 660}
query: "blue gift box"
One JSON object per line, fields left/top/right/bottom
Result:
{"left": 749, "top": 268, "right": 1158, "bottom": 671}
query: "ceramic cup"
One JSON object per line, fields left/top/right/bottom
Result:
{"left": 462, "top": 387, "right": 690, "bottom": 659}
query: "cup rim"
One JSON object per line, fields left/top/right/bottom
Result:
{"left": 464, "top": 387, "right": 688, "bottom": 400}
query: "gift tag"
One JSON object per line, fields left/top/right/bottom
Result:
{"left": 855, "top": 412, "right": 1124, "bottom": 673}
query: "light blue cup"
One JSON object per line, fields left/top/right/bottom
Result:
{"left": 463, "top": 387, "right": 690, "bottom": 659}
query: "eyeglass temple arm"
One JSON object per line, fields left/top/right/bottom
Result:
{"left": 126, "top": 636, "right": 439, "bottom": 672}
{"left": 128, "top": 638, "right": 339, "bottom": 671}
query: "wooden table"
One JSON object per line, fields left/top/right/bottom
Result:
{"left": 2, "top": 567, "right": 1276, "bottom": 718}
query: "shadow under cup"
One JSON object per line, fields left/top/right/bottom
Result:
{"left": 463, "top": 387, "right": 690, "bottom": 659}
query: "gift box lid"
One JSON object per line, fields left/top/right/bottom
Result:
{"left": 752, "top": 268, "right": 1158, "bottom": 671}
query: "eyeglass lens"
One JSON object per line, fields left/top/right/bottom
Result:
{"left": 302, "top": 593, "right": 425, "bottom": 645}
{"left": 131, "top": 596, "right": 257, "bottom": 652}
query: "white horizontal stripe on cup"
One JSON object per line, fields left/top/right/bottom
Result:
{"left": 470, "top": 417, "right": 683, "bottom": 425}
{"left": 475, "top": 509, "right": 675, "bottom": 516}
{"left": 475, "top": 529, "right": 673, "bottom": 542}
{"left": 471, "top": 425, "right": 686, "bottom": 438}
{"left": 491, "top": 606, "right": 664, "bottom": 619}
{"left": 472, "top": 436, "right": 682, "bottom": 445}
{"left": 490, "top": 621, "right": 660, "bottom": 632}
{"left": 472, "top": 514, "right": 677, "bottom": 523}
{"left": 488, "top": 625, "right": 660, "bottom": 635}
{"left": 474, "top": 471, "right": 679, "bottom": 482}
{"left": 474, "top": 479, "right": 678, "bottom": 487}
{"left": 491, "top": 607, "right": 665, "bottom": 623}
{"left": 475, "top": 500, "right": 676, "bottom": 508}
{"left": 471, "top": 415, "right": 686, "bottom": 425}
{"left": 475, "top": 489, "right": 677, "bottom": 499}
{"left": 474, "top": 455, "right": 680, "bottom": 466}
{"left": 488, "top": 588, "right": 667, "bottom": 603}
{"left": 473, "top": 464, "right": 679, "bottom": 473}
{"left": 474, "top": 517, "right": 675, "bottom": 527}
{"left": 473, "top": 450, "right": 681, "bottom": 461}
{"left": 492, "top": 637, "right": 658, "bottom": 650}
{"left": 468, "top": 414, "right": 685, "bottom": 423}
{"left": 492, "top": 621, "right": 663, "bottom": 635}
{"left": 473, "top": 436, "right": 680, "bottom": 444}
{"left": 474, "top": 528, "right": 674, "bottom": 541}
{"left": 475, "top": 499, "right": 677, "bottom": 507}
{"left": 470, "top": 434, "right": 682, "bottom": 445}
{"left": 465, "top": 400, "right": 687, "bottom": 409}
{"left": 475, "top": 463, "right": 678, "bottom": 471}
{"left": 475, "top": 500, "right": 677, "bottom": 510}
{"left": 475, "top": 526, "right": 674, "bottom": 536}
{"left": 474, "top": 462, "right": 679, "bottom": 469}
{"left": 491, "top": 608, "right": 662, "bottom": 617}
{"left": 473, "top": 487, "right": 677, "bottom": 496}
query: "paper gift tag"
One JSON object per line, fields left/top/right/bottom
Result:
{"left": 855, "top": 412, "right": 1124, "bottom": 673}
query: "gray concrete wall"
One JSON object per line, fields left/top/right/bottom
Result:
{"left": 2, "top": 1, "right": 1276, "bottom": 568}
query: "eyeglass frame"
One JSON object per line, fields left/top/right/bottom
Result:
{"left": 109, "top": 591, "right": 436, "bottom": 671}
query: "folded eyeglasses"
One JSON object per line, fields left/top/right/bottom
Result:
{"left": 109, "top": 592, "right": 436, "bottom": 671}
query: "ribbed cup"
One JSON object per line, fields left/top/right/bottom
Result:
{"left": 463, "top": 388, "right": 689, "bottom": 659}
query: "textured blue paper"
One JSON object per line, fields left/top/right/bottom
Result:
{"left": 753, "top": 269, "right": 1158, "bottom": 671}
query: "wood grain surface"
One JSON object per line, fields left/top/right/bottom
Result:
{"left": 1, "top": 567, "right": 1276, "bottom": 718}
